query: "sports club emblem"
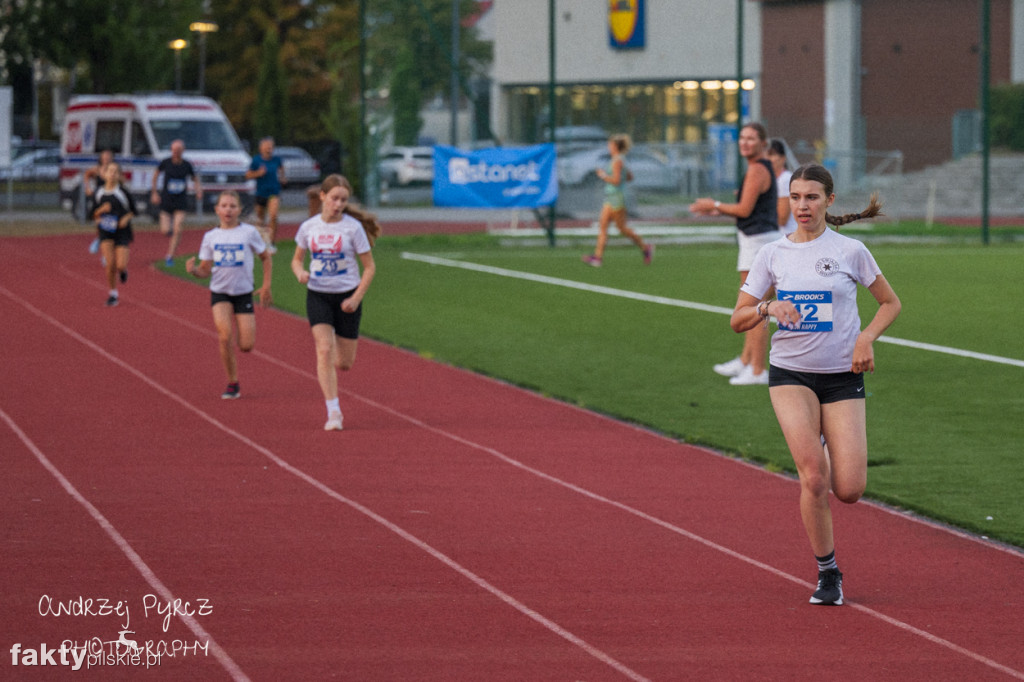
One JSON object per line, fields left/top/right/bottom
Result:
{"left": 815, "top": 257, "right": 840, "bottom": 277}
{"left": 608, "top": 0, "right": 645, "bottom": 50}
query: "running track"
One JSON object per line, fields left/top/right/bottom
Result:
{"left": 1, "top": 229, "right": 1021, "bottom": 681}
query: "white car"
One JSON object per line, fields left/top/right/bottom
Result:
{"left": 378, "top": 146, "right": 435, "bottom": 186}
{"left": 549, "top": 125, "right": 609, "bottom": 155}
{"left": 557, "top": 146, "right": 678, "bottom": 191}
{"left": 1, "top": 147, "right": 62, "bottom": 181}
{"left": 276, "top": 146, "right": 321, "bottom": 187}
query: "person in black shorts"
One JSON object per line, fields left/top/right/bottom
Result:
{"left": 730, "top": 163, "right": 901, "bottom": 606}
{"left": 185, "top": 191, "right": 273, "bottom": 399}
{"left": 291, "top": 174, "right": 381, "bottom": 431}
{"left": 85, "top": 148, "right": 114, "bottom": 254}
{"left": 93, "top": 162, "right": 136, "bottom": 307}
{"left": 151, "top": 139, "right": 202, "bottom": 267}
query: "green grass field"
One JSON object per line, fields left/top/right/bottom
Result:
{"left": 169, "top": 223, "right": 1024, "bottom": 547}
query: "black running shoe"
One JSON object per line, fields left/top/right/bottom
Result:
{"left": 809, "top": 568, "right": 843, "bottom": 605}
{"left": 105, "top": 295, "right": 119, "bottom": 307}
{"left": 221, "top": 383, "right": 241, "bottom": 400}
{"left": 119, "top": 270, "right": 128, "bottom": 284}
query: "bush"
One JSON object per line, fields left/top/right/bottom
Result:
{"left": 990, "top": 82, "right": 1024, "bottom": 150}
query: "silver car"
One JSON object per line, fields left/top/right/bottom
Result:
{"left": 378, "top": 146, "right": 435, "bottom": 186}
{"left": 276, "top": 146, "right": 321, "bottom": 187}
{"left": 1, "top": 147, "right": 62, "bottom": 181}
{"left": 557, "top": 146, "right": 678, "bottom": 191}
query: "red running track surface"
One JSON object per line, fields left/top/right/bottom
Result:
{"left": 1, "top": 230, "right": 1022, "bottom": 681}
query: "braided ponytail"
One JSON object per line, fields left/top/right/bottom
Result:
{"left": 826, "top": 193, "right": 884, "bottom": 228}
{"left": 791, "top": 164, "right": 884, "bottom": 230}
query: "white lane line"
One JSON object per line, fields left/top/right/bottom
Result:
{"left": 106, "top": 283, "right": 1024, "bottom": 680}
{"left": 36, "top": 267, "right": 1024, "bottom": 678}
{"left": 0, "top": 405, "right": 250, "bottom": 681}
{"left": 0, "top": 284, "right": 651, "bottom": 682}
{"left": 401, "top": 252, "right": 1024, "bottom": 368}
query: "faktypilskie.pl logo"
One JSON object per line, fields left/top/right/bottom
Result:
{"left": 8, "top": 593, "right": 214, "bottom": 671}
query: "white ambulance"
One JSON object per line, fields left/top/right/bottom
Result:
{"left": 60, "top": 93, "right": 254, "bottom": 219}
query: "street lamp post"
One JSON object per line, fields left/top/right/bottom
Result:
{"left": 189, "top": 21, "right": 219, "bottom": 95}
{"left": 169, "top": 39, "right": 188, "bottom": 91}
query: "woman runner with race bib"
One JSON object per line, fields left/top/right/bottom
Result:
{"left": 729, "top": 163, "right": 902, "bottom": 607}
{"left": 291, "top": 174, "right": 381, "bottom": 431}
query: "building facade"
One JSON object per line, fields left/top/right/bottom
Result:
{"left": 492, "top": 0, "right": 1022, "bottom": 172}
{"left": 492, "top": 0, "right": 762, "bottom": 146}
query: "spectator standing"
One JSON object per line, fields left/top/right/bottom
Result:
{"left": 768, "top": 139, "right": 798, "bottom": 235}
{"left": 690, "top": 122, "right": 781, "bottom": 385}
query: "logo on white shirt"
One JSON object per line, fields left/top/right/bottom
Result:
{"left": 815, "top": 257, "right": 840, "bottom": 277}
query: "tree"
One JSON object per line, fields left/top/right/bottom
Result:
{"left": 1, "top": 0, "right": 201, "bottom": 92}
{"left": 390, "top": 46, "right": 424, "bottom": 146}
{"left": 253, "top": 30, "right": 288, "bottom": 142}
{"left": 209, "top": 1, "right": 359, "bottom": 146}
{"left": 366, "top": 0, "right": 493, "bottom": 145}
{"left": 0, "top": 0, "right": 201, "bottom": 137}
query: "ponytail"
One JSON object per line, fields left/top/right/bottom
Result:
{"left": 826, "top": 193, "right": 884, "bottom": 228}
{"left": 791, "top": 164, "right": 884, "bottom": 230}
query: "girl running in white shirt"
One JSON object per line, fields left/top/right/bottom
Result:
{"left": 291, "top": 174, "right": 381, "bottom": 431}
{"left": 730, "top": 164, "right": 901, "bottom": 606}
{"left": 185, "top": 191, "right": 273, "bottom": 399}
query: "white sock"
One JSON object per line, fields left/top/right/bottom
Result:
{"left": 325, "top": 398, "right": 340, "bottom": 414}
{"left": 109, "top": 289, "right": 118, "bottom": 298}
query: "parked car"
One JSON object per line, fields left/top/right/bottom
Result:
{"left": 276, "top": 146, "right": 321, "bottom": 187}
{"left": 548, "top": 125, "right": 609, "bottom": 155}
{"left": 12, "top": 139, "right": 59, "bottom": 160}
{"left": 378, "top": 146, "right": 435, "bottom": 186}
{"left": 0, "top": 147, "right": 62, "bottom": 181}
{"left": 557, "top": 146, "right": 679, "bottom": 191}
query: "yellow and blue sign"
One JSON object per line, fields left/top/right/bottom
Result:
{"left": 609, "top": 0, "right": 645, "bottom": 50}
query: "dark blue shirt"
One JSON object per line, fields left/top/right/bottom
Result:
{"left": 249, "top": 155, "right": 284, "bottom": 198}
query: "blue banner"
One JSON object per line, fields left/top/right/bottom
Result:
{"left": 432, "top": 144, "right": 558, "bottom": 208}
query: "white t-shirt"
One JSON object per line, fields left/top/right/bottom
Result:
{"left": 775, "top": 170, "right": 798, "bottom": 235}
{"left": 294, "top": 213, "right": 372, "bottom": 294}
{"left": 197, "top": 222, "right": 267, "bottom": 295}
{"left": 741, "top": 228, "right": 882, "bottom": 374}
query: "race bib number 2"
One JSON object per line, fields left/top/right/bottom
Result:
{"left": 778, "top": 290, "right": 833, "bottom": 332}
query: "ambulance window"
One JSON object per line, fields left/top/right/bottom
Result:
{"left": 95, "top": 120, "right": 125, "bottom": 154}
{"left": 130, "top": 122, "right": 150, "bottom": 156}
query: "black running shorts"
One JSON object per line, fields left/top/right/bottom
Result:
{"left": 768, "top": 365, "right": 865, "bottom": 404}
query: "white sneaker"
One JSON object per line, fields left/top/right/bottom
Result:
{"left": 323, "top": 411, "right": 344, "bottom": 431}
{"left": 713, "top": 356, "right": 746, "bottom": 377}
{"left": 729, "top": 364, "right": 769, "bottom": 385}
